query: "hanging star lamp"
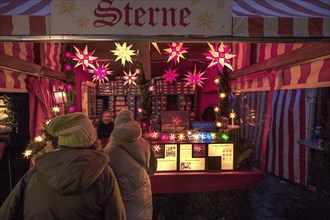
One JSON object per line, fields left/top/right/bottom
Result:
{"left": 123, "top": 69, "right": 138, "bottom": 86}
{"left": 184, "top": 65, "right": 207, "bottom": 90}
{"left": 72, "top": 45, "right": 98, "bottom": 71}
{"left": 164, "top": 42, "right": 188, "bottom": 64}
{"left": 163, "top": 67, "right": 179, "bottom": 84}
{"left": 204, "top": 42, "right": 235, "bottom": 72}
{"left": 88, "top": 62, "right": 113, "bottom": 83}
{"left": 111, "top": 42, "right": 136, "bottom": 66}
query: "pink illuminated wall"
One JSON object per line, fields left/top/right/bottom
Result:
{"left": 74, "top": 67, "right": 92, "bottom": 112}
{"left": 198, "top": 68, "right": 218, "bottom": 120}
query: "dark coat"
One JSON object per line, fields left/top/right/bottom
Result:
{"left": 97, "top": 122, "right": 114, "bottom": 139}
{"left": 0, "top": 148, "right": 126, "bottom": 220}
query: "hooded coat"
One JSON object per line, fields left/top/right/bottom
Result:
{"left": 0, "top": 148, "right": 126, "bottom": 220}
{"left": 104, "top": 110, "right": 157, "bottom": 220}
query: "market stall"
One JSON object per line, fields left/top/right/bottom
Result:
{"left": 0, "top": 0, "right": 329, "bottom": 211}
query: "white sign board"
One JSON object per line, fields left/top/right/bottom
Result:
{"left": 51, "top": 0, "right": 232, "bottom": 36}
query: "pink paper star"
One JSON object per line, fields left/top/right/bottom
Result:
{"left": 184, "top": 65, "right": 207, "bottom": 90}
{"left": 163, "top": 67, "right": 179, "bottom": 84}
{"left": 88, "top": 62, "right": 113, "bottom": 83}
{"left": 164, "top": 42, "right": 188, "bottom": 64}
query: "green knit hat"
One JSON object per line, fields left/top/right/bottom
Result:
{"left": 46, "top": 112, "right": 97, "bottom": 148}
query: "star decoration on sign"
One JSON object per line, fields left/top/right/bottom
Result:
{"left": 164, "top": 43, "right": 188, "bottom": 64}
{"left": 163, "top": 67, "right": 179, "bottom": 84}
{"left": 216, "top": 0, "right": 226, "bottom": 9}
{"left": 196, "top": 11, "right": 215, "bottom": 31}
{"left": 190, "top": 0, "right": 200, "bottom": 6}
{"left": 88, "top": 62, "right": 113, "bottom": 83}
{"left": 75, "top": 15, "right": 89, "bottom": 30}
{"left": 111, "top": 42, "right": 136, "bottom": 66}
{"left": 184, "top": 65, "right": 207, "bottom": 90}
{"left": 153, "top": 145, "right": 161, "bottom": 152}
{"left": 204, "top": 42, "right": 236, "bottom": 72}
{"left": 72, "top": 45, "right": 98, "bottom": 71}
{"left": 123, "top": 70, "right": 138, "bottom": 86}
{"left": 56, "top": 0, "right": 77, "bottom": 17}
{"left": 193, "top": 145, "right": 202, "bottom": 153}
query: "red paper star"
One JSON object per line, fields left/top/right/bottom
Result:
{"left": 163, "top": 67, "right": 179, "bottom": 84}
{"left": 184, "top": 65, "right": 207, "bottom": 90}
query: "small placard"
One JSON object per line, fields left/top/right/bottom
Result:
{"left": 153, "top": 144, "right": 178, "bottom": 171}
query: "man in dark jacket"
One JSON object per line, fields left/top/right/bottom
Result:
{"left": 0, "top": 112, "right": 126, "bottom": 220}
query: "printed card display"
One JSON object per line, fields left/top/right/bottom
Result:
{"left": 153, "top": 144, "right": 177, "bottom": 171}
{"left": 208, "top": 143, "right": 234, "bottom": 170}
{"left": 179, "top": 144, "right": 205, "bottom": 171}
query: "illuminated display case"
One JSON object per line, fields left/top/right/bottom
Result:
{"left": 151, "top": 142, "right": 234, "bottom": 172}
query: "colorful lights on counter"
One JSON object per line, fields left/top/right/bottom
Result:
{"left": 148, "top": 130, "right": 230, "bottom": 142}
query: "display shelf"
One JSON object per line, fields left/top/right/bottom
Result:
{"left": 150, "top": 167, "right": 263, "bottom": 194}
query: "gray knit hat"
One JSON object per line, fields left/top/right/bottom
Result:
{"left": 46, "top": 112, "right": 97, "bottom": 148}
{"left": 112, "top": 109, "right": 142, "bottom": 142}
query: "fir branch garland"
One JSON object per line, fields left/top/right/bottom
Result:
{"left": 0, "top": 95, "right": 16, "bottom": 129}
{"left": 136, "top": 62, "right": 152, "bottom": 117}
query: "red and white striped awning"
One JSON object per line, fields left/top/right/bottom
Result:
{"left": 232, "top": 0, "right": 330, "bottom": 38}
{"left": 231, "top": 42, "right": 330, "bottom": 92}
{"left": 0, "top": 42, "right": 61, "bottom": 92}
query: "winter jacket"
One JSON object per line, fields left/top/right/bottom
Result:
{"left": 0, "top": 147, "right": 126, "bottom": 220}
{"left": 104, "top": 138, "right": 157, "bottom": 220}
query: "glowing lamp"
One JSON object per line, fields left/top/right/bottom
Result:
{"left": 54, "top": 90, "right": 67, "bottom": 104}
{"left": 219, "top": 93, "right": 226, "bottom": 99}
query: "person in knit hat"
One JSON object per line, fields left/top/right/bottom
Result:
{"left": 104, "top": 109, "right": 157, "bottom": 220}
{"left": 0, "top": 112, "right": 126, "bottom": 220}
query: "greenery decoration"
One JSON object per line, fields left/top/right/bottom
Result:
{"left": 0, "top": 95, "right": 17, "bottom": 129}
{"left": 136, "top": 62, "right": 152, "bottom": 117}
{"left": 215, "top": 68, "right": 230, "bottom": 123}
{"left": 61, "top": 43, "right": 77, "bottom": 113}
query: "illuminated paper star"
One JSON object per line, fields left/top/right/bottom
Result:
{"left": 199, "top": 133, "right": 206, "bottom": 140}
{"left": 163, "top": 67, "right": 179, "bottom": 84}
{"left": 23, "top": 149, "right": 32, "bottom": 158}
{"left": 196, "top": 11, "right": 215, "bottom": 31}
{"left": 169, "top": 133, "right": 176, "bottom": 141}
{"left": 75, "top": 15, "right": 89, "bottom": 30}
{"left": 137, "top": 108, "right": 142, "bottom": 113}
{"left": 216, "top": 122, "right": 222, "bottom": 127}
{"left": 72, "top": 45, "right": 98, "bottom": 71}
{"left": 52, "top": 106, "right": 61, "bottom": 113}
{"left": 123, "top": 70, "right": 138, "bottom": 86}
{"left": 56, "top": 0, "right": 77, "bottom": 17}
{"left": 34, "top": 136, "right": 44, "bottom": 142}
{"left": 184, "top": 65, "right": 207, "bottom": 90}
{"left": 193, "top": 133, "right": 200, "bottom": 141}
{"left": 178, "top": 133, "right": 185, "bottom": 141}
{"left": 153, "top": 145, "right": 161, "bottom": 152}
{"left": 211, "top": 133, "right": 217, "bottom": 139}
{"left": 221, "top": 133, "right": 230, "bottom": 141}
{"left": 164, "top": 42, "right": 188, "bottom": 64}
{"left": 152, "top": 132, "right": 159, "bottom": 139}
{"left": 204, "top": 42, "right": 236, "bottom": 72}
{"left": 193, "top": 145, "right": 202, "bottom": 153}
{"left": 111, "top": 42, "right": 136, "bottom": 66}
{"left": 214, "top": 77, "right": 220, "bottom": 84}
{"left": 214, "top": 107, "right": 219, "bottom": 112}
{"left": 88, "top": 62, "right": 113, "bottom": 83}
{"left": 229, "top": 109, "right": 236, "bottom": 119}
{"left": 149, "top": 85, "right": 155, "bottom": 92}
{"left": 219, "top": 93, "right": 226, "bottom": 98}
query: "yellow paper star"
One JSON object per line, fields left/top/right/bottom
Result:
{"left": 178, "top": 133, "right": 185, "bottom": 141}
{"left": 216, "top": 0, "right": 226, "bottom": 9}
{"left": 229, "top": 110, "right": 236, "bottom": 119}
{"left": 196, "top": 11, "right": 215, "bottom": 31}
{"left": 34, "top": 136, "right": 44, "bottom": 142}
{"left": 56, "top": 0, "right": 77, "bottom": 17}
{"left": 111, "top": 42, "right": 136, "bottom": 66}
{"left": 75, "top": 15, "right": 89, "bottom": 30}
